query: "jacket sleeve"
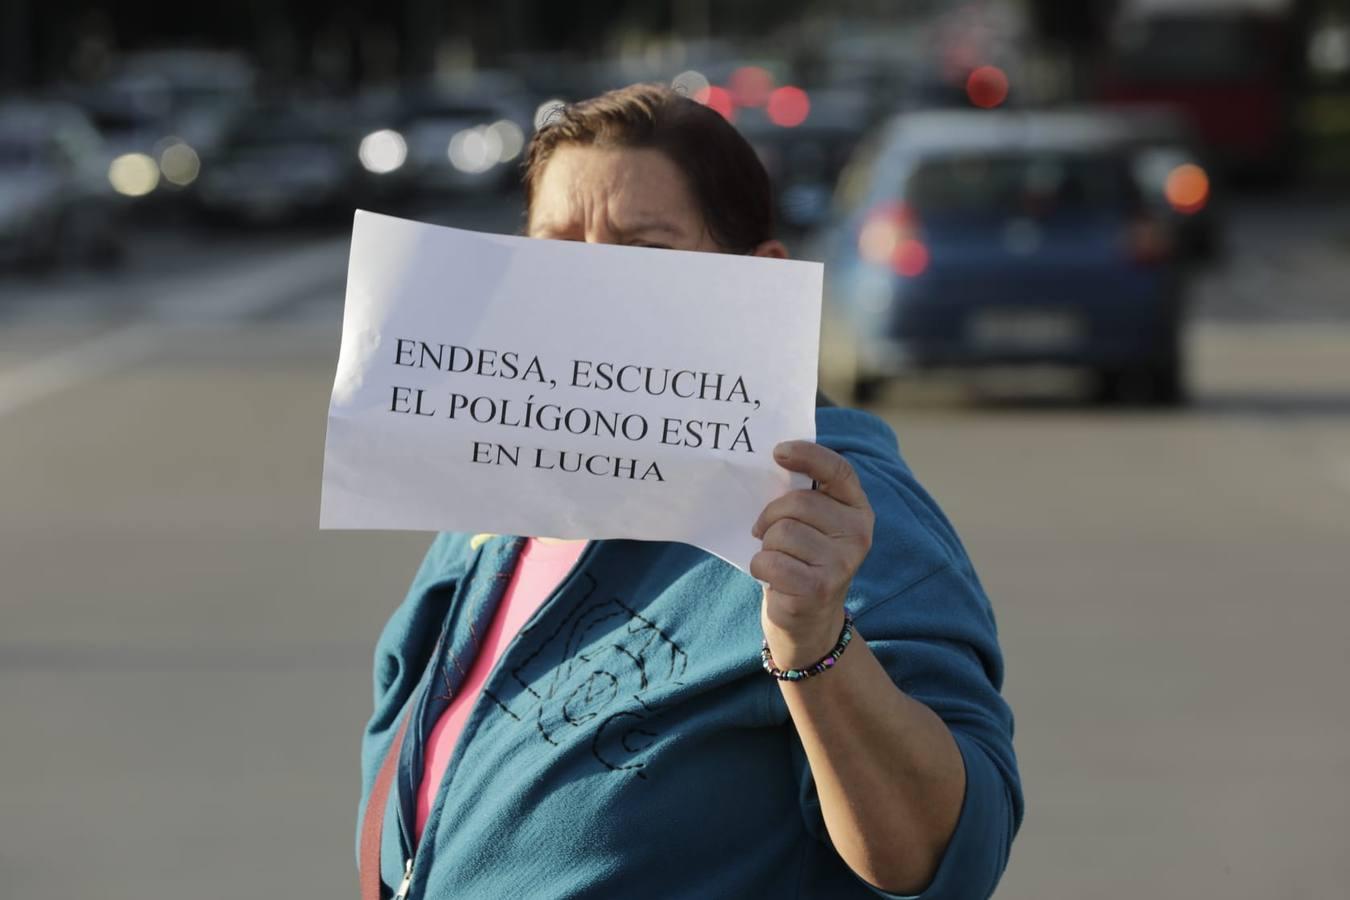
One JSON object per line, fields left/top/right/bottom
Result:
{"left": 850, "top": 563, "right": 1022, "bottom": 900}
{"left": 793, "top": 435, "right": 1024, "bottom": 900}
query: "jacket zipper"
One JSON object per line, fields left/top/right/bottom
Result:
{"left": 391, "top": 538, "right": 599, "bottom": 900}
{"left": 390, "top": 603, "right": 456, "bottom": 897}
{"left": 392, "top": 858, "right": 414, "bottom": 900}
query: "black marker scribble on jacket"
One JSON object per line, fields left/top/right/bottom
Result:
{"left": 482, "top": 573, "right": 687, "bottom": 779}
{"left": 433, "top": 619, "right": 478, "bottom": 704}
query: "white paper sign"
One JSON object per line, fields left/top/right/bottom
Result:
{"left": 320, "top": 210, "right": 822, "bottom": 572}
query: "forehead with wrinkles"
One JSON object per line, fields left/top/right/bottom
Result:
{"left": 526, "top": 144, "right": 715, "bottom": 250}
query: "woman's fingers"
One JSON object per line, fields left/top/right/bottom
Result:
{"left": 750, "top": 549, "right": 827, "bottom": 599}
{"left": 751, "top": 488, "right": 854, "bottom": 541}
{"left": 751, "top": 444, "right": 875, "bottom": 605}
{"left": 771, "top": 441, "right": 869, "bottom": 509}
{"left": 760, "top": 516, "right": 834, "bottom": 566}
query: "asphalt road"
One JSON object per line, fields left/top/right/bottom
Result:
{"left": 1, "top": 195, "right": 1347, "bottom": 899}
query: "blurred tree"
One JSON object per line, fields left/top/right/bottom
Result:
{"left": 401, "top": 0, "right": 443, "bottom": 80}
{"left": 1, "top": 0, "right": 34, "bottom": 87}
{"left": 7, "top": 0, "right": 859, "bottom": 89}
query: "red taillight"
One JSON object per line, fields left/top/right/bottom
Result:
{"left": 1164, "top": 163, "right": 1209, "bottom": 215}
{"left": 1126, "top": 217, "right": 1173, "bottom": 266}
{"left": 729, "top": 66, "right": 774, "bottom": 108}
{"left": 859, "top": 203, "right": 929, "bottom": 277}
{"left": 966, "top": 65, "right": 1010, "bottom": 110}
{"left": 894, "top": 239, "right": 930, "bottom": 277}
{"left": 766, "top": 85, "right": 810, "bottom": 128}
{"left": 693, "top": 85, "right": 736, "bottom": 121}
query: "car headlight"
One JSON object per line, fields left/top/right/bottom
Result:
{"left": 359, "top": 129, "right": 407, "bottom": 174}
{"left": 159, "top": 141, "right": 201, "bottom": 186}
{"left": 447, "top": 125, "right": 502, "bottom": 174}
{"left": 108, "top": 153, "right": 160, "bottom": 197}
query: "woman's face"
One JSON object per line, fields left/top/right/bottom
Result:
{"left": 527, "top": 144, "right": 786, "bottom": 258}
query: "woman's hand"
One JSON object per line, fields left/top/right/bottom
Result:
{"left": 751, "top": 441, "right": 874, "bottom": 669}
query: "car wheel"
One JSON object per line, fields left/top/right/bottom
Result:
{"left": 1091, "top": 368, "right": 1127, "bottom": 406}
{"left": 1145, "top": 317, "right": 1189, "bottom": 407}
{"left": 1140, "top": 358, "right": 1186, "bottom": 407}
{"left": 1193, "top": 227, "right": 1223, "bottom": 265}
{"left": 19, "top": 225, "right": 61, "bottom": 273}
{"left": 1092, "top": 360, "right": 1186, "bottom": 407}
{"left": 817, "top": 309, "right": 864, "bottom": 404}
{"left": 851, "top": 376, "right": 886, "bottom": 406}
{"left": 88, "top": 234, "right": 127, "bottom": 270}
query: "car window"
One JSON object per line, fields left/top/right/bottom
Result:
{"left": 403, "top": 106, "right": 499, "bottom": 126}
{"left": 0, "top": 136, "right": 39, "bottom": 169}
{"left": 87, "top": 105, "right": 161, "bottom": 135}
{"left": 50, "top": 116, "right": 103, "bottom": 166}
{"left": 905, "top": 153, "right": 1135, "bottom": 218}
{"left": 227, "top": 113, "right": 337, "bottom": 149}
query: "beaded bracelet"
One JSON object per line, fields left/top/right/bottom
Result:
{"left": 761, "top": 614, "right": 855, "bottom": 681}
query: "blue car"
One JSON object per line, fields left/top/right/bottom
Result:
{"left": 821, "top": 110, "right": 1188, "bottom": 405}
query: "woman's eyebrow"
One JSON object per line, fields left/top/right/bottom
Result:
{"left": 527, "top": 218, "right": 684, "bottom": 241}
{"left": 611, "top": 218, "right": 684, "bottom": 239}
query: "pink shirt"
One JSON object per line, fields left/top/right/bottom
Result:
{"left": 414, "top": 538, "right": 587, "bottom": 844}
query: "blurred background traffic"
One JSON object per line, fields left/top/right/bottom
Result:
{"left": 2, "top": 1, "right": 1348, "bottom": 898}
{"left": 4, "top": 0, "right": 1350, "bottom": 401}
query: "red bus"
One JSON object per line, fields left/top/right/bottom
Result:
{"left": 1098, "top": 5, "right": 1301, "bottom": 179}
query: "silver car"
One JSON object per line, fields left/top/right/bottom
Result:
{"left": 0, "top": 101, "right": 126, "bottom": 270}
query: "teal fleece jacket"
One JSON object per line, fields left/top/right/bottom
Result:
{"left": 358, "top": 407, "right": 1022, "bottom": 899}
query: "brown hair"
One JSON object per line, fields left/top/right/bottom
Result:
{"left": 522, "top": 83, "right": 774, "bottom": 253}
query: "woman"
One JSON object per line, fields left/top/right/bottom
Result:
{"left": 358, "top": 84, "right": 1022, "bottom": 900}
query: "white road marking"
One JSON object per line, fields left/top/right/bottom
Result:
{"left": 0, "top": 323, "right": 163, "bottom": 418}
{"left": 0, "top": 238, "right": 346, "bottom": 420}
{"left": 148, "top": 240, "right": 348, "bottom": 323}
